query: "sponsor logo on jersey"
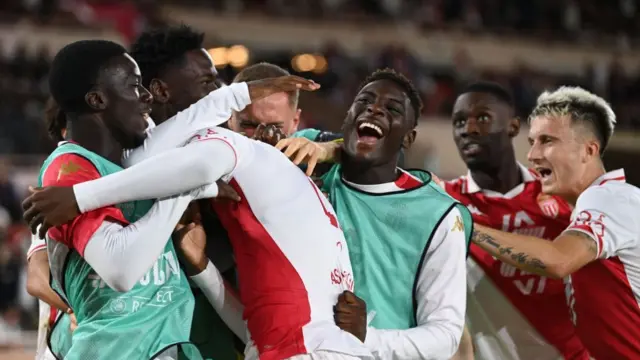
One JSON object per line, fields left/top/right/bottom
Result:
{"left": 452, "top": 216, "right": 464, "bottom": 232}
{"left": 57, "top": 160, "right": 85, "bottom": 180}
{"left": 537, "top": 193, "right": 559, "bottom": 218}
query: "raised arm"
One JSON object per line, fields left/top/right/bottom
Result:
{"left": 364, "top": 207, "right": 467, "bottom": 359}
{"left": 123, "top": 83, "right": 251, "bottom": 166}
{"left": 124, "top": 77, "right": 320, "bottom": 166}
{"left": 74, "top": 130, "right": 236, "bottom": 213}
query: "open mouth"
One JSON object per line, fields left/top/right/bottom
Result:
{"left": 536, "top": 167, "right": 553, "bottom": 180}
{"left": 356, "top": 122, "right": 384, "bottom": 144}
{"left": 462, "top": 142, "right": 482, "bottom": 155}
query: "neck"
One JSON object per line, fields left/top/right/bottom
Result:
{"left": 65, "top": 114, "right": 122, "bottom": 165}
{"left": 341, "top": 155, "right": 399, "bottom": 185}
{"left": 564, "top": 162, "right": 607, "bottom": 206}
{"left": 469, "top": 149, "right": 521, "bottom": 194}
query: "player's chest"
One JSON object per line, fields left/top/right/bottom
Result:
{"left": 462, "top": 194, "right": 567, "bottom": 239}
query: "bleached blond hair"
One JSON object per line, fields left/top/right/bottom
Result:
{"left": 529, "top": 86, "right": 616, "bottom": 155}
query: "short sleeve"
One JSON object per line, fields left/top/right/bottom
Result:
{"left": 42, "top": 154, "right": 128, "bottom": 256}
{"left": 564, "top": 185, "right": 638, "bottom": 258}
{"left": 27, "top": 234, "right": 46, "bottom": 260}
{"left": 187, "top": 127, "right": 240, "bottom": 175}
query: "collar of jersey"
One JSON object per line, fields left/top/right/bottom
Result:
{"left": 465, "top": 162, "right": 535, "bottom": 197}
{"left": 591, "top": 168, "right": 626, "bottom": 187}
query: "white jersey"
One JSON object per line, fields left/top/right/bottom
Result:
{"left": 561, "top": 169, "right": 640, "bottom": 359}
{"left": 70, "top": 82, "right": 370, "bottom": 359}
{"left": 191, "top": 127, "right": 370, "bottom": 359}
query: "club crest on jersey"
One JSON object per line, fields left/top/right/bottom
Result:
{"left": 537, "top": 193, "right": 559, "bottom": 218}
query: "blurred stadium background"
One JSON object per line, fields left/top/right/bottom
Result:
{"left": 1, "top": 0, "right": 640, "bottom": 358}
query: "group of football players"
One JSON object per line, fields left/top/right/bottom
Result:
{"left": 20, "top": 24, "right": 640, "bottom": 360}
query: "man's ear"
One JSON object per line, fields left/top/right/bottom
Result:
{"left": 149, "top": 78, "right": 170, "bottom": 104}
{"left": 402, "top": 129, "right": 417, "bottom": 150}
{"left": 291, "top": 108, "right": 302, "bottom": 133}
{"left": 508, "top": 116, "right": 521, "bottom": 138}
{"left": 85, "top": 90, "right": 107, "bottom": 111}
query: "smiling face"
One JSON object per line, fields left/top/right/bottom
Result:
{"left": 452, "top": 91, "right": 519, "bottom": 171}
{"left": 96, "top": 54, "right": 153, "bottom": 149}
{"left": 342, "top": 79, "right": 415, "bottom": 165}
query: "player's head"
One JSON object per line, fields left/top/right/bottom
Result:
{"left": 230, "top": 62, "right": 301, "bottom": 137}
{"left": 49, "top": 40, "right": 152, "bottom": 149}
{"left": 130, "top": 24, "right": 217, "bottom": 124}
{"left": 527, "top": 86, "right": 615, "bottom": 197}
{"left": 452, "top": 81, "right": 519, "bottom": 171}
{"left": 342, "top": 68, "right": 421, "bottom": 165}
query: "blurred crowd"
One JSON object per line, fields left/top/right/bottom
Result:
{"left": 1, "top": 0, "right": 640, "bottom": 350}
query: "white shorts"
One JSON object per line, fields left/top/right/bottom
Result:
{"left": 287, "top": 351, "right": 364, "bottom": 360}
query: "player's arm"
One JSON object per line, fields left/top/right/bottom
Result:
{"left": 81, "top": 193, "right": 193, "bottom": 292}
{"left": 275, "top": 135, "right": 342, "bottom": 176}
{"left": 364, "top": 207, "right": 467, "bottom": 360}
{"left": 74, "top": 129, "right": 236, "bottom": 214}
{"left": 473, "top": 186, "right": 637, "bottom": 279}
{"left": 124, "top": 83, "right": 251, "bottom": 165}
{"left": 37, "top": 154, "right": 194, "bottom": 292}
{"left": 172, "top": 223, "right": 247, "bottom": 342}
{"left": 190, "top": 261, "right": 247, "bottom": 343}
{"left": 125, "top": 77, "right": 318, "bottom": 165}
{"left": 26, "top": 243, "right": 71, "bottom": 314}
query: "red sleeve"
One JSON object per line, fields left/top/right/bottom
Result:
{"left": 43, "top": 154, "right": 128, "bottom": 256}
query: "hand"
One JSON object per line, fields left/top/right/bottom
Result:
{"left": 69, "top": 312, "right": 77, "bottom": 333}
{"left": 252, "top": 123, "right": 287, "bottom": 146}
{"left": 173, "top": 222, "right": 208, "bottom": 276}
{"left": 215, "top": 180, "right": 241, "bottom": 202}
{"left": 275, "top": 137, "right": 340, "bottom": 176}
{"left": 22, "top": 186, "right": 79, "bottom": 239}
{"left": 247, "top": 76, "right": 320, "bottom": 101}
{"left": 334, "top": 290, "right": 367, "bottom": 342}
{"left": 179, "top": 201, "right": 202, "bottom": 226}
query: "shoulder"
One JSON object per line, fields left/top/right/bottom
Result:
{"left": 42, "top": 153, "right": 100, "bottom": 187}
{"left": 443, "top": 175, "right": 465, "bottom": 194}
{"left": 290, "top": 128, "right": 322, "bottom": 141}
{"left": 577, "top": 183, "right": 630, "bottom": 212}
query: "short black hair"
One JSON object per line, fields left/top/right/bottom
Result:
{"left": 49, "top": 40, "right": 127, "bottom": 113}
{"left": 460, "top": 81, "right": 514, "bottom": 108}
{"left": 233, "top": 62, "right": 298, "bottom": 108}
{"left": 130, "top": 24, "right": 205, "bottom": 87}
{"left": 358, "top": 68, "right": 423, "bottom": 127}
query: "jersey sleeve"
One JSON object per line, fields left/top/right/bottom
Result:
{"left": 42, "top": 154, "right": 128, "bottom": 255}
{"left": 27, "top": 233, "right": 46, "bottom": 260}
{"left": 187, "top": 127, "right": 241, "bottom": 176}
{"left": 564, "top": 185, "right": 638, "bottom": 259}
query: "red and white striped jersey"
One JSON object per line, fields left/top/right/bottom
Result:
{"left": 445, "top": 164, "right": 590, "bottom": 359}
{"left": 562, "top": 169, "right": 640, "bottom": 359}
{"left": 192, "top": 127, "right": 371, "bottom": 360}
